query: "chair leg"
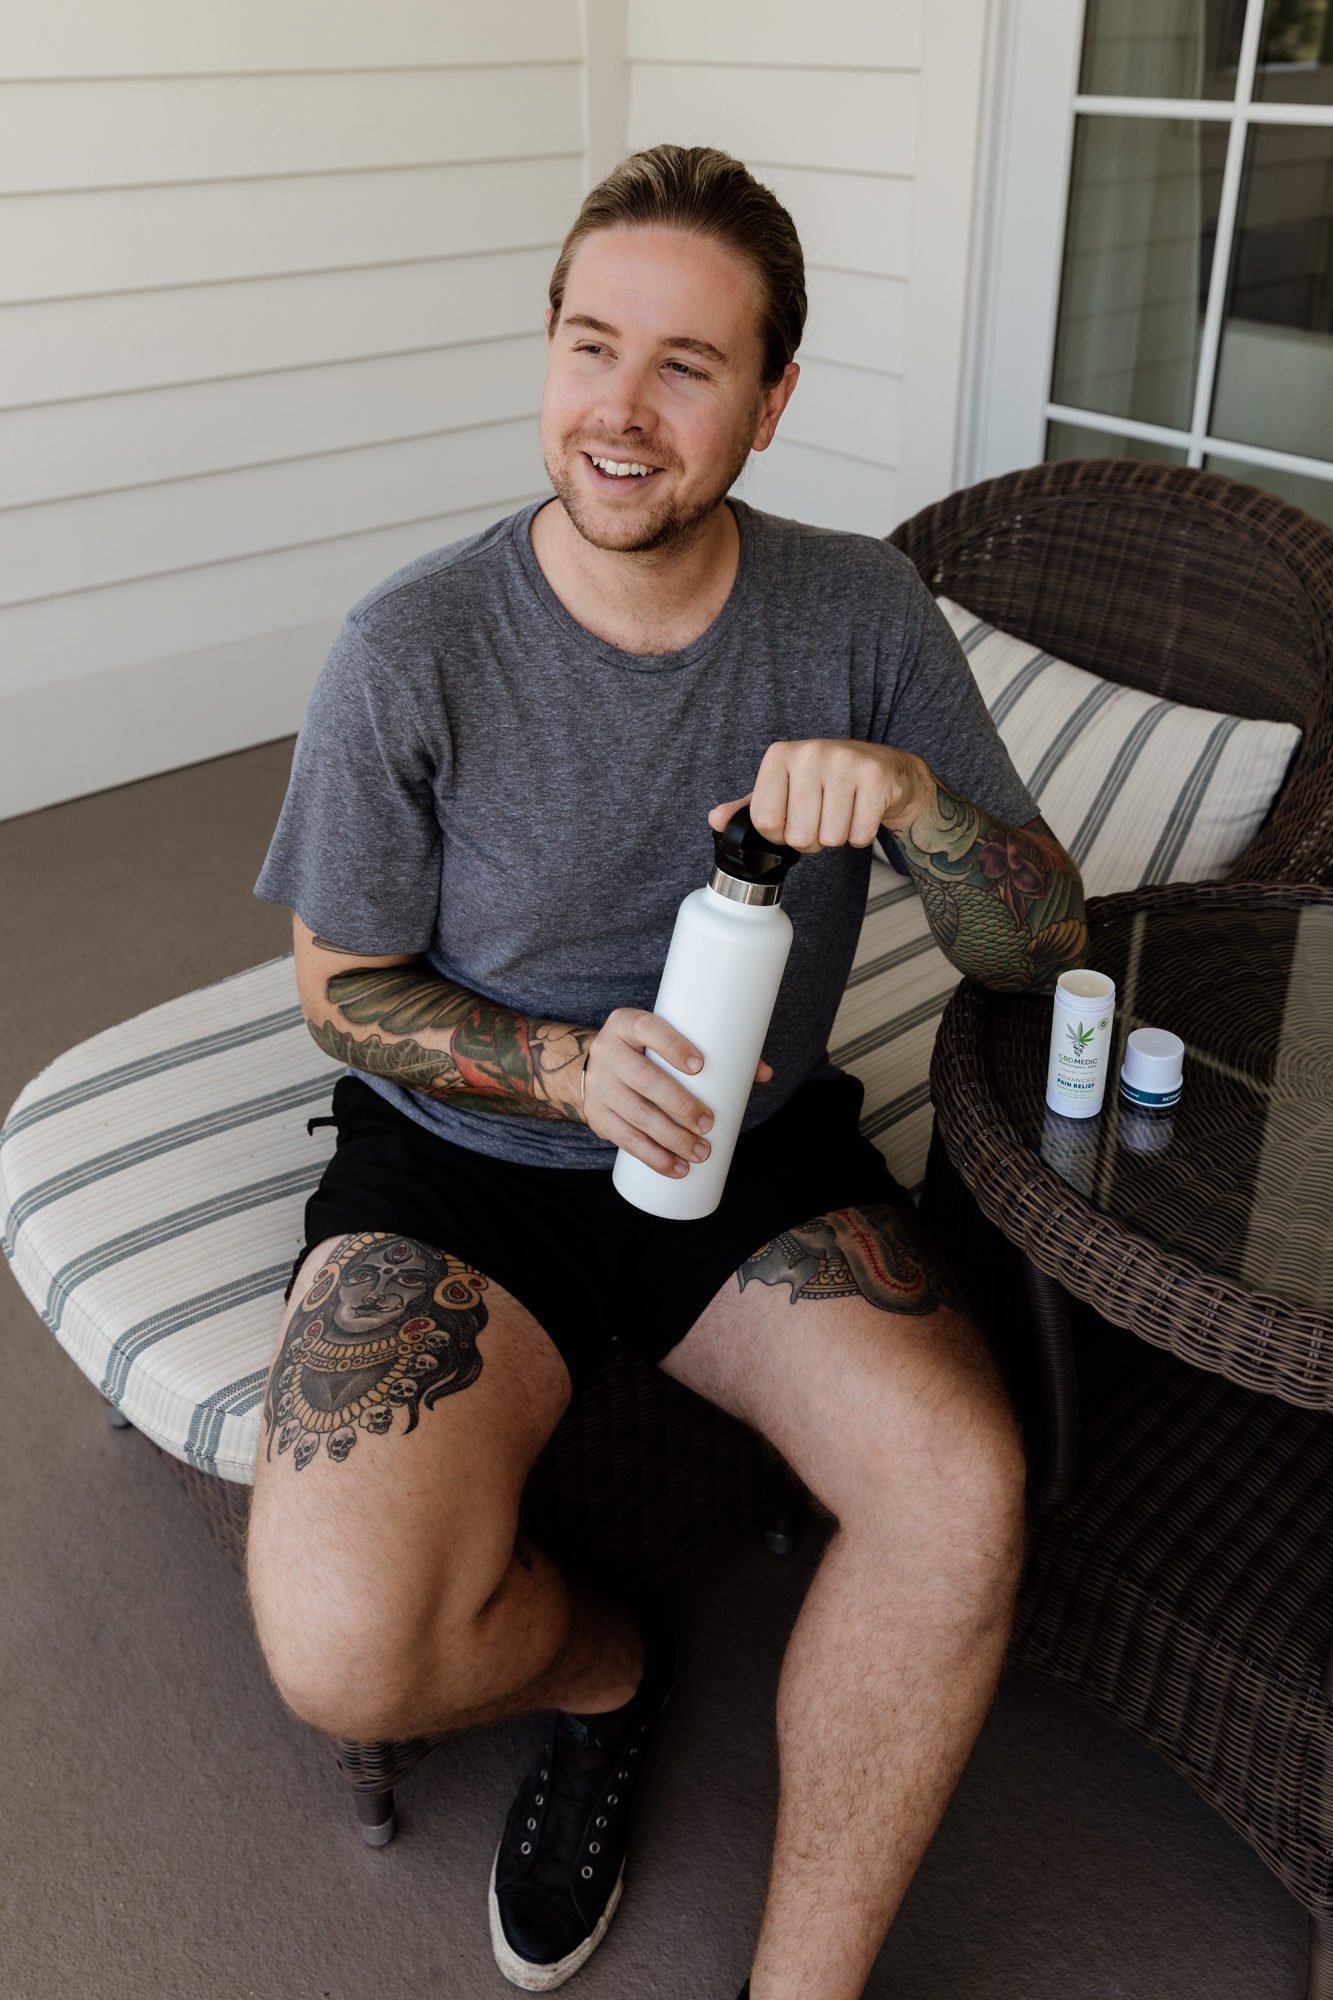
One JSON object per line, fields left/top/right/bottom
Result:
{"left": 353, "top": 1785, "right": 397, "bottom": 1848}
{"left": 1307, "top": 1912, "right": 1333, "bottom": 2000}
{"left": 1021, "top": 1256, "right": 1080, "bottom": 1506}
{"left": 105, "top": 1398, "right": 133, "bottom": 1429}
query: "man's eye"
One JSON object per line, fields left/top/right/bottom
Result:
{"left": 666, "top": 361, "right": 704, "bottom": 379}
{"left": 574, "top": 342, "right": 606, "bottom": 356}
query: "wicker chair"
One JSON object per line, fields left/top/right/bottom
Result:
{"left": 888, "top": 455, "right": 1333, "bottom": 886}
{"left": 894, "top": 458, "right": 1333, "bottom": 2000}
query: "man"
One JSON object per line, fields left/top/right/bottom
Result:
{"left": 248, "top": 144, "right": 1087, "bottom": 2000}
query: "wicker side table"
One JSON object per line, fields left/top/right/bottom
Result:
{"left": 929, "top": 880, "right": 1333, "bottom": 2000}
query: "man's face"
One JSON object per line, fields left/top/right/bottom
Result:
{"left": 540, "top": 225, "right": 798, "bottom": 554}
{"left": 330, "top": 1242, "right": 430, "bottom": 1337}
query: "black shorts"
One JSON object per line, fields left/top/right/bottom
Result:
{"left": 288, "top": 1069, "right": 913, "bottom": 1392}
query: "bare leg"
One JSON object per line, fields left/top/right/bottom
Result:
{"left": 247, "top": 1231, "right": 643, "bottom": 1744}
{"left": 662, "top": 1202, "right": 1027, "bottom": 2000}
{"left": 750, "top": 1517, "right": 1018, "bottom": 1999}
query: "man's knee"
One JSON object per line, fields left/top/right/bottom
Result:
{"left": 247, "top": 1528, "right": 521, "bottom": 1740}
{"left": 833, "top": 1310, "right": 1028, "bottom": 1591}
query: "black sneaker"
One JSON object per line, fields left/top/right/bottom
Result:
{"left": 488, "top": 1622, "right": 674, "bottom": 1991}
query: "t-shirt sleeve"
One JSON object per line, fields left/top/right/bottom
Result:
{"left": 254, "top": 615, "right": 443, "bottom": 953}
{"left": 873, "top": 554, "right": 1039, "bottom": 828}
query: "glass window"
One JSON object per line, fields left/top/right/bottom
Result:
{"left": 1046, "top": 421, "right": 1188, "bottom": 462}
{"left": 1079, "top": 0, "right": 1247, "bottom": 101}
{"left": 1253, "top": 0, "right": 1333, "bottom": 105}
{"left": 1209, "top": 123, "right": 1333, "bottom": 460}
{"left": 1050, "top": 115, "right": 1228, "bottom": 432}
{"left": 1204, "top": 451, "right": 1333, "bottom": 524}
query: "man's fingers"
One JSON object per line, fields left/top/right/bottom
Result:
{"left": 630, "top": 1008, "right": 703, "bottom": 1078}
{"left": 707, "top": 791, "right": 753, "bottom": 831}
{"left": 749, "top": 763, "right": 790, "bottom": 846}
{"left": 599, "top": 1102, "right": 694, "bottom": 1179}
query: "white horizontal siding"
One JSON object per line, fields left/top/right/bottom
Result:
{"left": 628, "top": 3, "right": 919, "bottom": 73}
{"left": 779, "top": 359, "right": 901, "bottom": 468}
{"left": 2, "top": 156, "right": 581, "bottom": 304}
{"left": 740, "top": 438, "right": 899, "bottom": 535}
{"left": 628, "top": 64, "right": 917, "bottom": 176}
{"left": 0, "top": 334, "right": 547, "bottom": 510}
{"left": 1, "top": 3, "right": 581, "bottom": 77}
{"left": 0, "top": 67, "right": 582, "bottom": 191}
{"left": 762, "top": 166, "right": 911, "bottom": 279}
{"left": 0, "top": 247, "right": 554, "bottom": 407}
{"left": 1, "top": 7, "right": 582, "bottom": 815}
{"left": 803, "top": 270, "right": 907, "bottom": 374}
{"left": 0, "top": 418, "right": 544, "bottom": 626}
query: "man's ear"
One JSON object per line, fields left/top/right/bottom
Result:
{"left": 752, "top": 361, "right": 800, "bottom": 453}
{"left": 545, "top": 306, "right": 555, "bottom": 339}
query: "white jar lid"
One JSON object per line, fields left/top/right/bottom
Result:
{"left": 1120, "top": 1026, "right": 1184, "bottom": 1092}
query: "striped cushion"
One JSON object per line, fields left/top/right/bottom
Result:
{"left": 0, "top": 886, "right": 940, "bottom": 1482}
{"left": 936, "top": 597, "right": 1302, "bottom": 896}
{"left": 1, "top": 963, "right": 335, "bottom": 1482}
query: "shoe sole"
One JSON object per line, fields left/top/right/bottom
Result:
{"left": 488, "top": 1853, "right": 625, "bottom": 1992}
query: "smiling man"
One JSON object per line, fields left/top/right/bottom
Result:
{"left": 248, "top": 145, "right": 1086, "bottom": 1999}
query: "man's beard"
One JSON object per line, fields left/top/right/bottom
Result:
{"left": 544, "top": 427, "right": 754, "bottom": 555}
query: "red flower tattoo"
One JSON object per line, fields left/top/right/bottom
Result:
{"left": 979, "top": 824, "right": 1058, "bottom": 926}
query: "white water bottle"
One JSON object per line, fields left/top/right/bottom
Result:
{"left": 612, "top": 806, "right": 801, "bottom": 1220}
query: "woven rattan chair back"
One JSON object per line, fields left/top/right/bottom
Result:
{"left": 888, "top": 457, "right": 1333, "bottom": 884}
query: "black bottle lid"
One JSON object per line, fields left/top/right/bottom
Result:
{"left": 712, "top": 804, "right": 803, "bottom": 889}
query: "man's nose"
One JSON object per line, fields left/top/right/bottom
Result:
{"left": 595, "top": 361, "right": 659, "bottom": 437}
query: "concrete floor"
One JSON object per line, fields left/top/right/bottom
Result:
{"left": 0, "top": 741, "right": 1309, "bottom": 1998}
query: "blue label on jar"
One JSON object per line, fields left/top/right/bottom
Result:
{"left": 1118, "top": 1079, "right": 1181, "bottom": 1108}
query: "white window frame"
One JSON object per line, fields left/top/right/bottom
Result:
{"left": 962, "top": 0, "right": 1333, "bottom": 491}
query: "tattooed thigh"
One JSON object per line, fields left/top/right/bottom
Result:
{"left": 737, "top": 1202, "right": 966, "bottom": 1317}
{"left": 262, "top": 1231, "right": 490, "bottom": 1472}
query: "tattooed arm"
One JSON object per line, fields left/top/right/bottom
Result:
{"left": 708, "top": 739, "right": 1088, "bottom": 996}
{"left": 292, "top": 916, "right": 592, "bottom": 1122}
{"left": 882, "top": 768, "right": 1088, "bottom": 992}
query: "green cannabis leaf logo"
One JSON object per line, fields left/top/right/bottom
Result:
{"left": 1066, "top": 1021, "right": 1096, "bottom": 1053}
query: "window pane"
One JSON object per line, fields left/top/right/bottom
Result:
{"left": 1205, "top": 451, "right": 1333, "bottom": 525}
{"left": 1209, "top": 124, "right": 1333, "bottom": 459}
{"left": 1050, "top": 116, "right": 1228, "bottom": 431}
{"left": 1253, "top": 0, "right": 1333, "bottom": 105}
{"left": 1079, "top": 0, "right": 1247, "bottom": 101}
{"left": 1046, "top": 421, "right": 1188, "bottom": 463}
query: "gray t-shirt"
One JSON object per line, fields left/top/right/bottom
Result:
{"left": 256, "top": 498, "right": 1037, "bottom": 1168}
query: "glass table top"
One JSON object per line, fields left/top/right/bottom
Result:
{"left": 985, "top": 897, "right": 1333, "bottom": 1315}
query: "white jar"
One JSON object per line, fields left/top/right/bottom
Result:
{"left": 612, "top": 809, "right": 798, "bottom": 1220}
{"left": 1045, "top": 968, "right": 1116, "bottom": 1119}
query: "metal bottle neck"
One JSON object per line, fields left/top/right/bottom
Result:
{"left": 708, "top": 867, "right": 784, "bottom": 907}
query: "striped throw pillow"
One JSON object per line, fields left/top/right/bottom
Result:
{"left": 935, "top": 597, "right": 1302, "bottom": 896}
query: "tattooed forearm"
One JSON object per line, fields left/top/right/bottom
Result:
{"left": 739, "top": 1203, "right": 963, "bottom": 1317}
{"left": 263, "top": 1232, "right": 489, "bottom": 1470}
{"left": 885, "top": 784, "right": 1088, "bottom": 992}
{"left": 307, "top": 964, "right": 594, "bottom": 1120}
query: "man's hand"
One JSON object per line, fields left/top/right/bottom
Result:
{"left": 582, "top": 1009, "right": 773, "bottom": 1179}
{"left": 708, "top": 739, "right": 931, "bottom": 853}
